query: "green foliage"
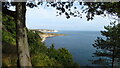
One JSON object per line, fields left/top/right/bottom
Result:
{"left": 31, "top": 53, "right": 62, "bottom": 66}
{"left": 27, "top": 30, "right": 48, "bottom": 54}
{"left": 2, "top": 14, "right": 16, "bottom": 45}
{"left": 2, "top": 14, "right": 16, "bottom": 35}
{"left": 47, "top": 44, "right": 79, "bottom": 66}
{"left": 2, "top": 30, "right": 16, "bottom": 45}
{"left": 2, "top": 14, "right": 17, "bottom": 66}
{"left": 58, "top": 48, "right": 74, "bottom": 65}
{"left": 92, "top": 23, "right": 120, "bottom": 66}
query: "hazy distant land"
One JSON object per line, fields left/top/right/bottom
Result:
{"left": 29, "top": 29, "right": 58, "bottom": 32}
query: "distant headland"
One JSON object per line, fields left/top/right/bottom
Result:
{"left": 29, "top": 29, "right": 58, "bottom": 32}
{"left": 29, "top": 29, "right": 66, "bottom": 42}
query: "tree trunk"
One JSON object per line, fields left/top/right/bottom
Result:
{"left": 112, "top": 46, "right": 115, "bottom": 68}
{"left": 16, "top": 2, "right": 32, "bottom": 67}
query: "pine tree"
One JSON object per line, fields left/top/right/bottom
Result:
{"left": 92, "top": 23, "right": 120, "bottom": 68}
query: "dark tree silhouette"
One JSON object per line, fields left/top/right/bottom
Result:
{"left": 81, "top": 2, "right": 120, "bottom": 20}
{"left": 92, "top": 23, "right": 120, "bottom": 67}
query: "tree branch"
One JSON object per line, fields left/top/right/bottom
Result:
{"left": 2, "top": 7, "right": 16, "bottom": 18}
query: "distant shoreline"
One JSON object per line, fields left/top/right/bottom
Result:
{"left": 39, "top": 33, "right": 67, "bottom": 42}
{"left": 29, "top": 29, "right": 58, "bottom": 32}
{"left": 29, "top": 29, "right": 66, "bottom": 42}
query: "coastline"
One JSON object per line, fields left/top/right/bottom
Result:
{"left": 41, "top": 37, "right": 46, "bottom": 42}
{"left": 39, "top": 33, "right": 66, "bottom": 42}
{"left": 29, "top": 29, "right": 66, "bottom": 42}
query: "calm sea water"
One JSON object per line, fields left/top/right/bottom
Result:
{"left": 44, "top": 31, "right": 102, "bottom": 66}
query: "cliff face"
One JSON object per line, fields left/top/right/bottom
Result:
{"left": 29, "top": 29, "right": 66, "bottom": 42}
{"left": 39, "top": 33, "right": 66, "bottom": 42}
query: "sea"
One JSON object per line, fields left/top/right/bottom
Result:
{"left": 44, "top": 31, "right": 103, "bottom": 66}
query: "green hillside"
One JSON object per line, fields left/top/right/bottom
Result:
{"left": 2, "top": 14, "right": 79, "bottom": 67}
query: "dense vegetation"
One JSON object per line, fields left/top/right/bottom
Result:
{"left": 2, "top": 14, "right": 79, "bottom": 67}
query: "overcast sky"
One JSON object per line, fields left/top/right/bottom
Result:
{"left": 25, "top": 2, "right": 111, "bottom": 31}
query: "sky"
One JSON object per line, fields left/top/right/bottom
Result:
{"left": 9, "top": 2, "right": 112, "bottom": 31}
{"left": 26, "top": 2, "right": 112, "bottom": 31}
